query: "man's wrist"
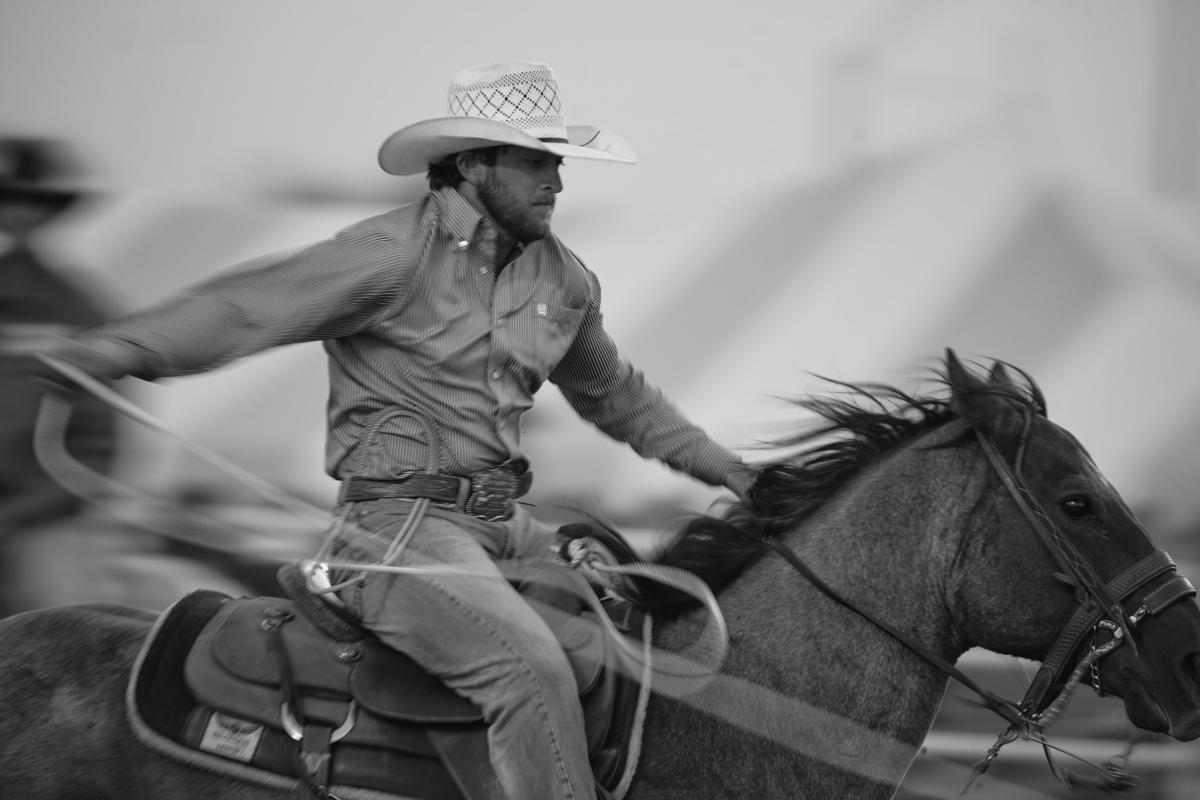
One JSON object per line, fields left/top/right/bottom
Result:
{"left": 73, "top": 336, "right": 152, "bottom": 379}
{"left": 723, "top": 462, "right": 754, "bottom": 503}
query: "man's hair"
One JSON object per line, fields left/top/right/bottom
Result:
{"left": 427, "top": 146, "right": 504, "bottom": 190}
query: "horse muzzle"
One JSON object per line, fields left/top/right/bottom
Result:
{"left": 1103, "top": 622, "right": 1200, "bottom": 741}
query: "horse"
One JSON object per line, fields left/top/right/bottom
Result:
{"left": 2, "top": 350, "right": 1198, "bottom": 799}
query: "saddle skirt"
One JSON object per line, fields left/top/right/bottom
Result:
{"left": 127, "top": 556, "right": 647, "bottom": 800}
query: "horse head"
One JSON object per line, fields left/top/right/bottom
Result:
{"left": 945, "top": 349, "right": 1200, "bottom": 741}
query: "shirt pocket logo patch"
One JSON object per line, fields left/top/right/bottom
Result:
{"left": 532, "top": 302, "right": 585, "bottom": 333}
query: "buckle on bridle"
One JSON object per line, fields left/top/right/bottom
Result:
{"left": 1089, "top": 619, "right": 1123, "bottom": 696}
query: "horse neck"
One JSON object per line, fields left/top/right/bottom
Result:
{"left": 776, "top": 423, "right": 981, "bottom": 663}
{"left": 649, "top": 425, "right": 982, "bottom": 790}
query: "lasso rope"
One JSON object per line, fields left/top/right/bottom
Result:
{"left": 34, "top": 353, "right": 328, "bottom": 525}
{"left": 299, "top": 553, "right": 729, "bottom": 692}
{"left": 34, "top": 353, "right": 732, "bottom": 694}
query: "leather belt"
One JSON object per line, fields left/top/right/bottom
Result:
{"left": 339, "top": 464, "right": 533, "bottom": 522}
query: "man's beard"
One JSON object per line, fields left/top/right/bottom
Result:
{"left": 477, "top": 174, "right": 552, "bottom": 244}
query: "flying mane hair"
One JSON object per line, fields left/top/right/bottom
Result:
{"left": 637, "top": 359, "right": 1047, "bottom": 614}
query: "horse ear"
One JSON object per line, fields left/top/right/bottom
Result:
{"left": 946, "top": 348, "right": 982, "bottom": 413}
{"left": 945, "top": 349, "right": 1023, "bottom": 434}
{"left": 988, "top": 361, "right": 1015, "bottom": 387}
{"left": 990, "top": 358, "right": 1048, "bottom": 417}
{"left": 945, "top": 349, "right": 979, "bottom": 395}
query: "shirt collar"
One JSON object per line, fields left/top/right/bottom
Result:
{"left": 433, "top": 187, "right": 486, "bottom": 245}
{"left": 433, "top": 186, "right": 516, "bottom": 267}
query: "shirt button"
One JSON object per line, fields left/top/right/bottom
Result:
{"left": 457, "top": 240, "right": 469, "bottom": 250}
{"left": 490, "top": 369, "right": 502, "bottom": 380}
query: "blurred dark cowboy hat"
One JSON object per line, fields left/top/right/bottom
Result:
{"left": 0, "top": 136, "right": 87, "bottom": 210}
{"left": 379, "top": 62, "right": 637, "bottom": 176}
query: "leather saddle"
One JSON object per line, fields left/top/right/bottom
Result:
{"left": 129, "top": 540, "right": 647, "bottom": 800}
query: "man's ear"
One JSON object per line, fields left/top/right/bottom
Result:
{"left": 456, "top": 151, "right": 488, "bottom": 187}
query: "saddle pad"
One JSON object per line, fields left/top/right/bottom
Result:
{"left": 132, "top": 588, "right": 231, "bottom": 740}
{"left": 131, "top": 591, "right": 476, "bottom": 800}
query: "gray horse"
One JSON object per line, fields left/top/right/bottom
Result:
{"left": 2, "top": 351, "right": 1198, "bottom": 799}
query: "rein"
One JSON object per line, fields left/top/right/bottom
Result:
{"left": 757, "top": 413, "right": 1196, "bottom": 795}
{"left": 760, "top": 536, "right": 1023, "bottom": 725}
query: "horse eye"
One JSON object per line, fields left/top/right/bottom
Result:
{"left": 1061, "top": 495, "right": 1092, "bottom": 518}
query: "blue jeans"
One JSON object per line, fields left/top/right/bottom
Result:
{"left": 323, "top": 498, "right": 595, "bottom": 800}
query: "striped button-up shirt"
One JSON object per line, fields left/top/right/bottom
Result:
{"left": 87, "top": 188, "right": 738, "bottom": 485}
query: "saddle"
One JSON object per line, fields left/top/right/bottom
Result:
{"left": 129, "top": 534, "right": 648, "bottom": 800}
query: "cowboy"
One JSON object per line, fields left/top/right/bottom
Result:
{"left": 0, "top": 136, "right": 118, "bottom": 538}
{"left": 36, "top": 62, "right": 751, "bottom": 799}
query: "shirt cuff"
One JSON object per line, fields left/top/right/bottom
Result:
{"left": 687, "top": 441, "right": 745, "bottom": 486}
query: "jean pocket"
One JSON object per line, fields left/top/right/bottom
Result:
{"left": 334, "top": 501, "right": 420, "bottom": 564}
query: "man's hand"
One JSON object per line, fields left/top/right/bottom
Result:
{"left": 33, "top": 338, "right": 132, "bottom": 394}
{"left": 723, "top": 462, "right": 755, "bottom": 506}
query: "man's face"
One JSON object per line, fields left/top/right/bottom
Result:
{"left": 476, "top": 146, "right": 563, "bottom": 243}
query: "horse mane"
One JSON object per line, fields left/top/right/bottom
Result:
{"left": 637, "top": 361, "right": 1045, "bottom": 614}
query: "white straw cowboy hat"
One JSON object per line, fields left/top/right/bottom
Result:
{"left": 378, "top": 62, "right": 637, "bottom": 176}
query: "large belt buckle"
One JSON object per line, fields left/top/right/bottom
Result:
{"left": 464, "top": 466, "right": 518, "bottom": 521}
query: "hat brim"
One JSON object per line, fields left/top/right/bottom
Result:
{"left": 378, "top": 117, "right": 636, "bottom": 176}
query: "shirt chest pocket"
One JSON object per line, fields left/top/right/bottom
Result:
{"left": 517, "top": 301, "right": 585, "bottom": 376}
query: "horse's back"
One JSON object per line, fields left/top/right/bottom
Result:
{"left": 0, "top": 604, "right": 151, "bottom": 797}
{"left": 0, "top": 601, "right": 156, "bottom": 668}
{"left": 2, "top": 603, "right": 273, "bottom": 799}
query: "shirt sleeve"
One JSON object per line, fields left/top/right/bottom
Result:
{"left": 549, "top": 271, "right": 741, "bottom": 486}
{"left": 81, "top": 223, "right": 413, "bottom": 379}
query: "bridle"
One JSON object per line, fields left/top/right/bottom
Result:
{"left": 972, "top": 413, "right": 1195, "bottom": 721}
{"left": 759, "top": 408, "right": 1196, "bottom": 793}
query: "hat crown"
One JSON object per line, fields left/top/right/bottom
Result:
{"left": 446, "top": 62, "right": 568, "bottom": 142}
{"left": 377, "top": 61, "right": 636, "bottom": 176}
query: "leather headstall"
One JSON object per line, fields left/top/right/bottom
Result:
{"left": 973, "top": 417, "right": 1197, "bottom": 720}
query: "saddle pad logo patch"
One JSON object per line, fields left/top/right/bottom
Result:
{"left": 199, "top": 713, "right": 264, "bottom": 762}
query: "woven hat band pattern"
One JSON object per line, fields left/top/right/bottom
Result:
{"left": 447, "top": 65, "right": 568, "bottom": 141}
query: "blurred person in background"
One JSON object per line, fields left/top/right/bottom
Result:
{"left": 35, "top": 62, "right": 752, "bottom": 800}
{"left": 0, "top": 136, "right": 120, "bottom": 577}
